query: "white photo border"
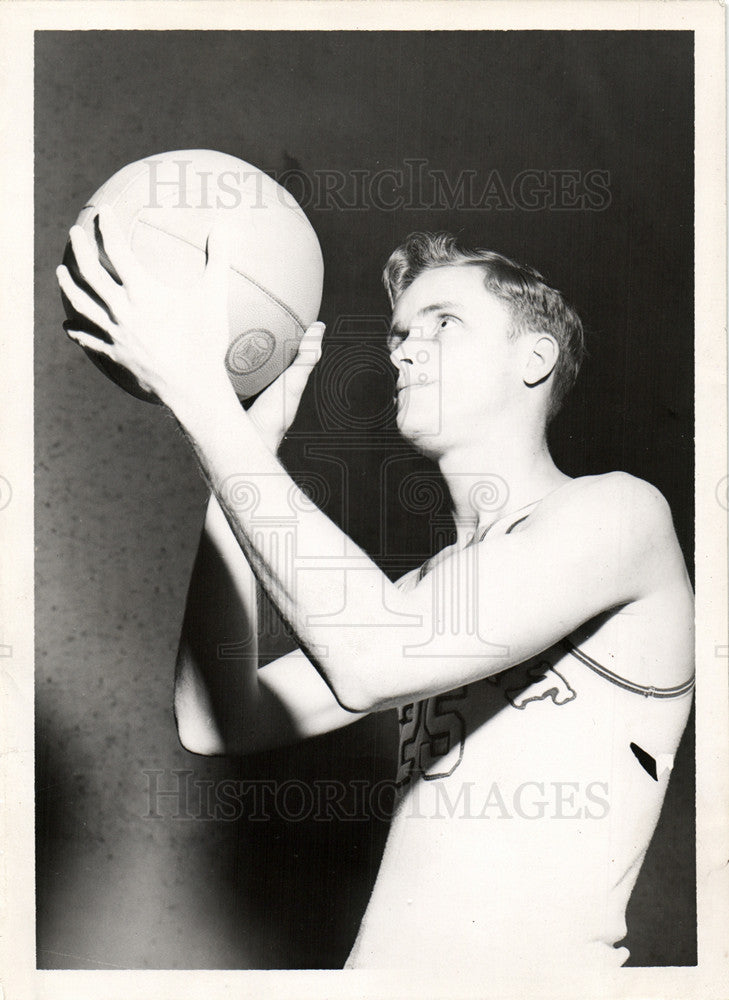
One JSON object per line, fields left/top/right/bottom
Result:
{"left": 1, "top": 2, "right": 726, "bottom": 999}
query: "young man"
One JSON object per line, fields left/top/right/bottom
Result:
{"left": 58, "top": 218, "right": 694, "bottom": 973}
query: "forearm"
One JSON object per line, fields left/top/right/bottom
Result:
{"left": 170, "top": 380, "right": 413, "bottom": 712}
{"left": 174, "top": 495, "right": 263, "bottom": 754}
{"left": 174, "top": 653, "right": 254, "bottom": 756}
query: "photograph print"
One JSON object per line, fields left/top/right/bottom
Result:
{"left": 33, "top": 25, "right": 700, "bottom": 981}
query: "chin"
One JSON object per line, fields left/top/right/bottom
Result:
{"left": 396, "top": 416, "right": 448, "bottom": 459}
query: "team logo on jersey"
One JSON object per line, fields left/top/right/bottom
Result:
{"left": 396, "top": 687, "right": 467, "bottom": 787}
{"left": 505, "top": 661, "right": 576, "bottom": 710}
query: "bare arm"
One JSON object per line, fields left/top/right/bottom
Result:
{"left": 175, "top": 494, "right": 367, "bottom": 756}
{"left": 170, "top": 318, "right": 367, "bottom": 756}
{"left": 177, "top": 397, "right": 683, "bottom": 716}
{"left": 60, "top": 216, "right": 365, "bottom": 756}
{"left": 59, "top": 211, "right": 690, "bottom": 722}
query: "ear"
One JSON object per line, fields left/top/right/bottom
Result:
{"left": 523, "top": 333, "right": 559, "bottom": 387}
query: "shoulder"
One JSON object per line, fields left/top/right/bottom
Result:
{"left": 539, "top": 472, "right": 675, "bottom": 536}
{"left": 524, "top": 472, "right": 683, "bottom": 599}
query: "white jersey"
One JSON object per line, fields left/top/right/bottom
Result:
{"left": 346, "top": 505, "right": 694, "bottom": 974}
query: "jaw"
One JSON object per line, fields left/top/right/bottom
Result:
{"left": 396, "top": 412, "right": 462, "bottom": 463}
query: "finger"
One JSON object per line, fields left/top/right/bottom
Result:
{"left": 251, "top": 322, "right": 326, "bottom": 442}
{"left": 69, "top": 225, "right": 122, "bottom": 312}
{"left": 95, "top": 206, "right": 137, "bottom": 285}
{"left": 280, "top": 323, "right": 325, "bottom": 409}
{"left": 56, "top": 264, "right": 116, "bottom": 335}
{"left": 63, "top": 323, "right": 116, "bottom": 359}
{"left": 266, "top": 323, "right": 325, "bottom": 404}
{"left": 290, "top": 322, "right": 325, "bottom": 370}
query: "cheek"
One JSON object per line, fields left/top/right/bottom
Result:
{"left": 441, "top": 353, "right": 489, "bottom": 401}
{"left": 443, "top": 340, "right": 516, "bottom": 395}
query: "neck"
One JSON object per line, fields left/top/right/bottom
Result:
{"left": 437, "top": 427, "right": 570, "bottom": 546}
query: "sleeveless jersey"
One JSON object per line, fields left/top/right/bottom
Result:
{"left": 346, "top": 501, "right": 694, "bottom": 973}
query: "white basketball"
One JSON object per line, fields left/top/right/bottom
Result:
{"left": 62, "top": 149, "right": 324, "bottom": 402}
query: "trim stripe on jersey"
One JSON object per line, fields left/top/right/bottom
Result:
{"left": 562, "top": 638, "right": 695, "bottom": 699}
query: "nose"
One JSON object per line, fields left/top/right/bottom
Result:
{"left": 389, "top": 343, "right": 414, "bottom": 370}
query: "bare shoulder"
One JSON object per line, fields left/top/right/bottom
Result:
{"left": 538, "top": 471, "right": 676, "bottom": 536}
{"left": 525, "top": 472, "right": 687, "bottom": 602}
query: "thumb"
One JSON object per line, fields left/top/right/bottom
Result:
{"left": 281, "top": 321, "right": 325, "bottom": 425}
{"left": 291, "top": 321, "right": 325, "bottom": 371}
{"left": 282, "top": 322, "right": 325, "bottom": 406}
{"left": 248, "top": 321, "right": 325, "bottom": 450}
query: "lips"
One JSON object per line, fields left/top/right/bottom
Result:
{"left": 395, "top": 381, "right": 437, "bottom": 409}
{"left": 396, "top": 380, "right": 434, "bottom": 394}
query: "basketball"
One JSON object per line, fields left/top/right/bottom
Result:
{"left": 61, "top": 149, "right": 324, "bottom": 402}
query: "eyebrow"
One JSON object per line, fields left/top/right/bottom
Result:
{"left": 389, "top": 301, "right": 461, "bottom": 337}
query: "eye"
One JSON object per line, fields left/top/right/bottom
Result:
{"left": 436, "top": 314, "right": 458, "bottom": 334}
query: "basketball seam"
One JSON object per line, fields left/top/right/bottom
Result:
{"left": 135, "top": 218, "right": 308, "bottom": 332}
{"left": 82, "top": 160, "right": 159, "bottom": 217}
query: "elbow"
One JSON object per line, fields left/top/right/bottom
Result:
{"left": 175, "top": 717, "right": 226, "bottom": 757}
{"left": 174, "top": 647, "right": 231, "bottom": 755}
{"left": 328, "top": 670, "right": 386, "bottom": 716}
{"left": 335, "top": 692, "right": 374, "bottom": 715}
{"left": 173, "top": 692, "right": 226, "bottom": 757}
{"left": 176, "top": 724, "right": 225, "bottom": 757}
{"left": 319, "top": 644, "right": 406, "bottom": 714}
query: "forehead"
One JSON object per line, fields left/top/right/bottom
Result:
{"left": 391, "top": 264, "right": 507, "bottom": 329}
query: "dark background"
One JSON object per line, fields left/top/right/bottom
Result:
{"left": 35, "top": 30, "right": 695, "bottom": 969}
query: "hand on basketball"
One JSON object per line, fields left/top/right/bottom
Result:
{"left": 247, "top": 320, "right": 325, "bottom": 452}
{"left": 56, "top": 207, "right": 232, "bottom": 407}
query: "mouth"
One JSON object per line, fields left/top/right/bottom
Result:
{"left": 396, "top": 380, "right": 434, "bottom": 395}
